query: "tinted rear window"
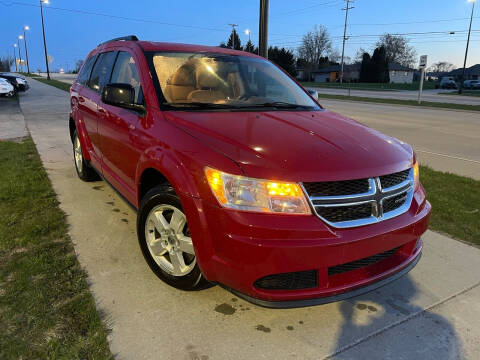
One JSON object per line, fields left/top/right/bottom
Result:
{"left": 88, "top": 51, "right": 116, "bottom": 92}
{"left": 77, "top": 55, "right": 97, "bottom": 85}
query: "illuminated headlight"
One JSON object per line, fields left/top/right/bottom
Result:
{"left": 413, "top": 160, "right": 419, "bottom": 190}
{"left": 205, "top": 167, "right": 311, "bottom": 214}
{"left": 16, "top": 78, "right": 26, "bottom": 84}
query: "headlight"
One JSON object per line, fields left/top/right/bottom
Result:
{"left": 205, "top": 167, "right": 311, "bottom": 215}
{"left": 16, "top": 78, "right": 26, "bottom": 84}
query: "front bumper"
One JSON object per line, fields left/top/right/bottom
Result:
{"left": 181, "top": 184, "right": 431, "bottom": 307}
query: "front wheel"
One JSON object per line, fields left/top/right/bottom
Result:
{"left": 137, "top": 186, "right": 206, "bottom": 290}
{"left": 73, "top": 130, "right": 99, "bottom": 181}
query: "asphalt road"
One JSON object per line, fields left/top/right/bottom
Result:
{"left": 15, "top": 78, "right": 480, "bottom": 359}
{"left": 321, "top": 99, "right": 480, "bottom": 180}
{"left": 310, "top": 87, "right": 480, "bottom": 106}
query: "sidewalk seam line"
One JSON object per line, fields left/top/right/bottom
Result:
{"left": 322, "top": 280, "right": 480, "bottom": 359}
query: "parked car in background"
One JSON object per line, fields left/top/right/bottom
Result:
{"left": 463, "top": 80, "right": 479, "bottom": 89}
{"left": 0, "top": 78, "right": 15, "bottom": 97}
{"left": 440, "top": 77, "right": 457, "bottom": 89}
{"left": 69, "top": 36, "right": 430, "bottom": 307}
{"left": 0, "top": 73, "right": 29, "bottom": 92}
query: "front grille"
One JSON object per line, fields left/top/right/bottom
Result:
{"left": 316, "top": 203, "right": 372, "bottom": 222}
{"left": 303, "top": 178, "right": 370, "bottom": 197}
{"left": 254, "top": 270, "right": 318, "bottom": 290}
{"left": 383, "top": 192, "right": 408, "bottom": 213}
{"left": 380, "top": 169, "right": 410, "bottom": 189}
{"left": 328, "top": 247, "right": 400, "bottom": 276}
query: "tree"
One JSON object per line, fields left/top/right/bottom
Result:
{"left": 227, "top": 30, "right": 242, "bottom": 50}
{"left": 73, "top": 59, "right": 83, "bottom": 74}
{"left": 359, "top": 53, "right": 372, "bottom": 82}
{"left": 244, "top": 39, "right": 256, "bottom": 54}
{"left": 298, "top": 25, "right": 332, "bottom": 66}
{"left": 371, "top": 46, "right": 389, "bottom": 83}
{"left": 427, "top": 61, "right": 455, "bottom": 73}
{"left": 0, "top": 56, "right": 14, "bottom": 72}
{"left": 298, "top": 26, "right": 333, "bottom": 80}
{"left": 268, "top": 46, "right": 296, "bottom": 77}
{"left": 376, "top": 34, "right": 416, "bottom": 67}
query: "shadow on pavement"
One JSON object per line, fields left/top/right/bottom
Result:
{"left": 331, "top": 274, "right": 463, "bottom": 359}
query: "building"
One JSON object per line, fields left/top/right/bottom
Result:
{"left": 311, "top": 63, "right": 415, "bottom": 83}
{"left": 312, "top": 64, "right": 360, "bottom": 83}
{"left": 446, "top": 64, "right": 480, "bottom": 81}
{"left": 388, "top": 63, "right": 415, "bottom": 83}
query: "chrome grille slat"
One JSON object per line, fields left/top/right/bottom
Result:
{"left": 301, "top": 169, "right": 414, "bottom": 228}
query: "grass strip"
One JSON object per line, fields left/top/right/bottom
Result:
{"left": 0, "top": 138, "right": 112, "bottom": 359}
{"left": 33, "top": 78, "right": 71, "bottom": 92}
{"left": 315, "top": 93, "right": 480, "bottom": 112}
{"left": 301, "top": 81, "right": 437, "bottom": 91}
{"left": 420, "top": 165, "right": 480, "bottom": 246}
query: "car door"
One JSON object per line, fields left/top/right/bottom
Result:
{"left": 98, "top": 51, "right": 144, "bottom": 201}
{"left": 80, "top": 51, "right": 116, "bottom": 168}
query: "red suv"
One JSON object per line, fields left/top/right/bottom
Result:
{"left": 70, "top": 36, "right": 430, "bottom": 307}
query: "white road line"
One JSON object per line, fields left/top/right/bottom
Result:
{"left": 416, "top": 149, "right": 480, "bottom": 164}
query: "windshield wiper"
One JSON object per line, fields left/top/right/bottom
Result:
{"left": 253, "top": 102, "right": 314, "bottom": 109}
{"left": 163, "top": 102, "right": 237, "bottom": 109}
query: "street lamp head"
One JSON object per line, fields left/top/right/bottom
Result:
{"left": 467, "top": 0, "right": 475, "bottom": 3}
{"left": 18, "top": 35, "right": 24, "bottom": 40}
{"left": 24, "top": 25, "right": 30, "bottom": 30}
{"left": 14, "top": 44, "right": 17, "bottom": 47}
{"left": 245, "top": 29, "right": 251, "bottom": 36}
{"left": 41, "top": 0, "right": 50, "bottom": 4}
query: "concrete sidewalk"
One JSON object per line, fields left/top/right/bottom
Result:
{"left": 18, "top": 78, "right": 480, "bottom": 359}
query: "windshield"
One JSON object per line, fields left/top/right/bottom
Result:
{"left": 151, "top": 52, "right": 320, "bottom": 110}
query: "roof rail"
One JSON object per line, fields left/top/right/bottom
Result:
{"left": 98, "top": 35, "right": 139, "bottom": 47}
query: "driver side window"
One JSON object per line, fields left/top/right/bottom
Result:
{"left": 110, "top": 51, "right": 143, "bottom": 104}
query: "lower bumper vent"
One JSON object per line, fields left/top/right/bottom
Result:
{"left": 328, "top": 247, "right": 400, "bottom": 276}
{"left": 254, "top": 270, "right": 318, "bottom": 290}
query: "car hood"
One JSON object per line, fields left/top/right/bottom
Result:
{"left": 164, "top": 110, "right": 413, "bottom": 182}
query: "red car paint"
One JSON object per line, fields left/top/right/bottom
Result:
{"left": 70, "top": 40, "right": 430, "bottom": 305}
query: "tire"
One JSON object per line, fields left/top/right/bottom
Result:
{"left": 137, "top": 185, "right": 206, "bottom": 290}
{"left": 73, "top": 130, "right": 99, "bottom": 181}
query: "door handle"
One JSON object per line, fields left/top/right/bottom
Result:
{"left": 79, "top": 96, "right": 85, "bottom": 103}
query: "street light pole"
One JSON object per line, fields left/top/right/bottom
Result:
{"left": 23, "top": 26, "right": 31, "bottom": 73}
{"left": 340, "top": 0, "right": 354, "bottom": 84}
{"left": 13, "top": 44, "right": 18, "bottom": 72}
{"left": 459, "top": 0, "right": 476, "bottom": 94}
{"left": 258, "top": 0, "right": 269, "bottom": 58}
{"left": 17, "top": 37, "right": 23, "bottom": 73}
{"left": 40, "top": 0, "right": 51, "bottom": 80}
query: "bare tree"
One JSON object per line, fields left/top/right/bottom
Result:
{"left": 427, "top": 61, "right": 456, "bottom": 73}
{"left": 0, "top": 56, "right": 14, "bottom": 72}
{"left": 74, "top": 59, "right": 84, "bottom": 74}
{"left": 298, "top": 25, "right": 332, "bottom": 66}
{"left": 376, "top": 34, "right": 416, "bottom": 67}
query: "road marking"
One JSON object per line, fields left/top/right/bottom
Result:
{"left": 416, "top": 149, "right": 480, "bottom": 164}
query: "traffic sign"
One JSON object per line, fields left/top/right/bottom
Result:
{"left": 419, "top": 55, "right": 428, "bottom": 69}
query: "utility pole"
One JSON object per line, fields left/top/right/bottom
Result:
{"left": 17, "top": 37, "right": 23, "bottom": 73}
{"left": 40, "top": 0, "right": 51, "bottom": 80}
{"left": 258, "top": 0, "right": 269, "bottom": 58}
{"left": 340, "top": 0, "right": 354, "bottom": 84}
{"left": 23, "top": 26, "right": 31, "bottom": 73}
{"left": 228, "top": 24, "right": 238, "bottom": 49}
{"left": 13, "top": 44, "right": 18, "bottom": 72}
{"left": 459, "top": 0, "right": 476, "bottom": 94}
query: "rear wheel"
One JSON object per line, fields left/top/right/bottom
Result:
{"left": 73, "top": 130, "right": 99, "bottom": 181}
{"left": 137, "top": 186, "right": 206, "bottom": 290}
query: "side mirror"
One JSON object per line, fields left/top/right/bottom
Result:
{"left": 307, "top": 89, "right": 319, "bottom": 100}
{"left": 102, "top": 83, "right": 145, "bottom": 113}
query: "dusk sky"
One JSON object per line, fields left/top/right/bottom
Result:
{"left": 1, "top": 0, "right": 479, "bottom": 72}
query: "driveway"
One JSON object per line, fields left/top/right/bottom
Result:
{"left": 18, "top": 78, "right": 480, "bottom": 359}
{"left": 309, "top": 86, "right": 480, "bottom": 106}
